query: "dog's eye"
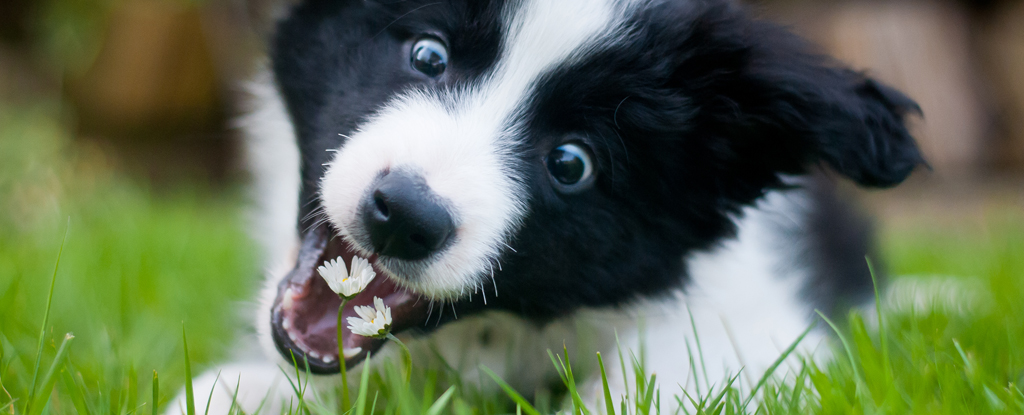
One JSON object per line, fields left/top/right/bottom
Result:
{"left": 546, "top": 143, "right": 595, "bottom": 192}
{"left": 411, "top": 38, "right": 448, "bottom": 77}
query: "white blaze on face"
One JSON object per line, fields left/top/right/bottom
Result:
{"left": 321, "top": 0, "right": 631, "bottom": 298}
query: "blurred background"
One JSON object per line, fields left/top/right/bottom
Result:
{"left": 0, "top": 0, "right": 1021, "bottom": 212}
{"left": 0, "top": 0, "right": 262, "bottom": 184}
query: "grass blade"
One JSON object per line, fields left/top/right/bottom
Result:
{"left": 787, "top": 362, "right": 810, "bottom": 411}
{"left": 741, "top": 322, "right": 816, "bottom": 409}
{"left": 561, "top": 347, "right": 588, "bottom": 415}
{"left": 279, "top": 353, "right": 303, "bottom": 405}
{"left": 183, "top": 324, "right": 196, "bottom": 415}
{"left": 639, "top": 373, "right": 657, "bottom": 414}
{"left": 480, "top": 366, "right": 540, "bottom": 415}
{"left": 703, "top": 372, "right": 741, "bottom": 413}
{"left": 815, "top": 309, "right": 870, "bottom": 402}
{"left": 613, "top": 331, "right": 631, "bottom": 406}
{"left": 24, "top": 218, "right": 70, "bottom": 415}
{"left": 27, "top": 333, "right": 74, "bottom": 415}
{"left": 815, "top": 311, "right": 860, "bottom": 379}
{"left": 420, "top": 369, "right": 439, "bottom": 414}
{"left": 424, "top": 386, "right": 456, "bottom": 415}
{"left": 153, "top": 371, "right": 159, "bottom": 415}
{"left": 385, "top": 333, "right": 413, "bottom": 383}
{"left": 596, "top": 353, "right": 616, "bottom": 415}
{"left": 336, "top": 302, "right": 350, "bottom": 410}
{"left": 128, "top": 367, "right": 139, "bottom": 415}
{"left": 546, "top": 350, "right": 569, "bottom": 386}
{"left": 204, "top": 371, "right": 222, "bottom": 415}
{"left": 686, "top": 307, "right": 711, "bottom": 389}
{"left": 368, "top": 391, "right": 378, "bottom": 415}
{"left": 353, "top": 354, "right": 372, "bottom": 415}
{"left": 61, "top": 368, "right": 92, "bottom": 415}
{"left": 866, "top": 257, "right": 893, "bottom": 379}
{"left": 227, "top": 376, "right": 242, "bottom": 415}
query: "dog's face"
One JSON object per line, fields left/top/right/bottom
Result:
{"left": 268, "top": 0, "right": 923, "bottom": 373}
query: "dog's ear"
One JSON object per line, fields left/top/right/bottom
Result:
{"left": 675, "top": 7, "right": 926, "bottom": 188}
{"left": 827, "top": 77, "right": 926, "bottom": 187}
{"left": 756, "top": 62, "right": 926, "bottom": 188}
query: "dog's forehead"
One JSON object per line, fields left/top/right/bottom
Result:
{"left": 484, "top": 0, "right": 627, "bottom": 102}
{"left": 406, "top": 0, "right": 635, "bottom": 127}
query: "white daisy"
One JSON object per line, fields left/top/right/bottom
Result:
{"left": 346, "top": 297, "right": 392, "bottom": 338}
{"left": 317, "top": 256, "right": 376, "bottom": 299}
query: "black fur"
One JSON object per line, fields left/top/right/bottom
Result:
{"left": 270, "top": 0, "right": 923, "bottom": 326}
{"left": 802, "top": 172, "right": 881, "bottom": 315}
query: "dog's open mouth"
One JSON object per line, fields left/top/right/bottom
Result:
{"left": 270, "top": 224, "right": 430, "bottom": 374}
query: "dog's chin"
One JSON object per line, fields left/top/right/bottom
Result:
{"left": 270, "top": 224, "right": 430, "bottom": 374}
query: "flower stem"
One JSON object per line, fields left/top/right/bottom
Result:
{"left": 385, "top": 332, "right": 412, "bottom": 383}
{"left": 337, "top": 298, "right": 350, "bottom": 409}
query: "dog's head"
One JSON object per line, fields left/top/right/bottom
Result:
{"left": 267, "top": 0, "right": 924, "bottom": 373}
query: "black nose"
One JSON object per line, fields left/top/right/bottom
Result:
{"left": 361, "top": 170, "right": 454, "bottom": 261}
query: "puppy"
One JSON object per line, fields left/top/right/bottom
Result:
{"left": 178, "top": 0, "right": 923, "bottom": 413}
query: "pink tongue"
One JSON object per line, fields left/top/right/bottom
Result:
{"left": 292, "top": 271, "right": 404, "bottom": 357}
{"left": 272, "top": 225, "right": 430, "bottom": 371}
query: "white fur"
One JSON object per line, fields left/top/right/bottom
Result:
{"left": 237, "top": 69, "right": 302, "bottom": 273}
{"left": 173, "top": 362, "right": 289, "bottom": 415}
{"left": 320, "top": 0, "right": 633, "bottom": 298}
{"left": 579, "top": 189, "right": 829, "bottom": 413}
{"left": 236, "top": 70, "right": 306, "bottom": 368}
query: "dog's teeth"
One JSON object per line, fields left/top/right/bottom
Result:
{"left": 322, "top": 355, "right": 334, "bottom": 364}
{"left": 309, "top": 351, "right": 321, "bottom": 359}
{"left": 282, "top": 288, "right": 295, "bottom": 310}
{"left": 288, "top": 331, "right": 298, "bottom": 342}
{"left": 343, "top": 347, "right": 362, "bottom": 359}
{"left": 282, "top": 318, "right": 291, "bottom": 330}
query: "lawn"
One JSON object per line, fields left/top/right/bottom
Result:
{"left": 2, "top": 101, "right": 1024, "bottom": 414}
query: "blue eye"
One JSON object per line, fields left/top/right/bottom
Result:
{"left": 411, "top": 38, "right": 448, "bottom": 77}
{"left": 547, "top": 143, "right": 595, "bottom": 192}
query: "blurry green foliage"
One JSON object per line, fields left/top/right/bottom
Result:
{"left": 26, "top": 0, "right": 208, "bottom": 77}
{"left": 0, "top": 102, "right": 257, "bottom": 413}
{"left": 32, "top": 0, "right": 119, "bottom": 77}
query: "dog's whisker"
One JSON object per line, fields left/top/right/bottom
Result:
{"left": 368, "top": 2, "right": 442, "bottom": 42}
{"left": 613, "top": 96, "right": 630, "bottom": 130}
{"left": 302, "top": 216, "right": 330, "bottom": 234}
{"left": 500, "top": 242, "right": 517, "bottom": 253}
{"left": 490, "top": 265, "right": 498, "bottom": 298}
{"left": 300, "top": 206, "right": 325, "bottom": 222}
{"left": 434, "top": 301, "right": 444, "bottom": 327}
{"left": 424, "top": 300, "right": 435, "bottom": 327}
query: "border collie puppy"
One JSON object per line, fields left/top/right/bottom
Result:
{"left": 179, "top": 0, "right": 923, "bottom": 412}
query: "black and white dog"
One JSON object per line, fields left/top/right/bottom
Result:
{"left": 179, "top": 0, "right": 923, "bottom": 412}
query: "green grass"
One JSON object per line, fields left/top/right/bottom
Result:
{"left": 2, "top": 102, "right": 1024, "bottom": 414}
{"left": 0, "top": 103, "right": 258, "bottom": 415}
